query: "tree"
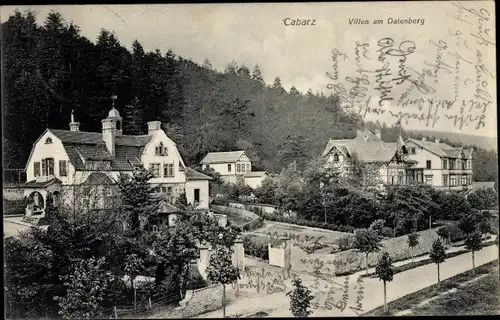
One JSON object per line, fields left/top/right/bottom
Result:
{"left": 375, "top": 252, "right": 394, "bottom": 314}
{"left": 353, "top": 229, "right": 381, "bottom": 275}
{"left": 407, "top": 232, "right": 420, "bottom": 263}
{"left": 437, "top": 226, "right": 450, "bottom": 247}
{"left": 272, "top": 76, "right": 284, "bottom": 90}
{"left": 251, "top": 64, "right": 264, "bottom": 83}
{"left": 54, "top": 257, "right": 116, "bottom": 319}
{"left": 458, "top": 210, "right": 484, "bottom": 235}
{"left": 205, "top": 237, "right": 240, "bottom": 318}
{"left": 202, "top": 58, "right": 212, "bottom": 70}
{"left": 467, "top": 188, "right": 498, "bottom": 210}
{"left": 289, "top": 86, "right": 301, "bottom": 95}
{"left": 369, "top": 219, "right": 386, "bottom": 235}
{"left": 117, "top": 166, "right": 159, "bottom": 236}
{"left": 124, "top": 253, "right": 145, "bottom": 310}
{"left": 464, "top": 231, "right": 483, "bottom": 275}
{"left": 478, "top": 219, "right": 491, "bottom": 239}
{"left": 253, "top": 177, "right": 277, "bottom": 205}
{"left": 429, "top": 239, "right": 446, "bottom": 284}
{"left": 286, "top": 277, "right": 314, "bottom": 317}
{"left": 152, "top": 222, "right": 198, "bottom": 297}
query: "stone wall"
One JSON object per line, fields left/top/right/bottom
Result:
{"left": 333, "top": 228, "right": 440, "bottom": 275}
{"left": 177, "top": 284, "right": 224, "bottom": 318}
{"left": 283, "top": 228, "right": 441, "bottom": 276}
{"left": 211, "top": 204, "right": 259, "bottom": 220}
{"left": 3, "top": 187, "right": 25, "bottom": 201}
{"left": 228, "top": 202, "right": 277, "bottom": 215}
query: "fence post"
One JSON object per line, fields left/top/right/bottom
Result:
{"left": 134, "top": 286, "right": 137, "bottom": 311}
{"left": 114, "top": 306, "right": 117, "bottom": 319}
{"left": 149, "top": 297, "right": 152, "bottom": 310}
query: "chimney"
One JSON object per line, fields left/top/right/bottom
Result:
{"left": 69, "top": 110, "right": 80, "bottom": 131}
{"left": 422, "top": 137, "right": 427, "bottom": 142}
{"left": 435, "top": 138, "right": 440, "bottom": 144}
{"left": 148, "top": 121, "right": 162, "bottom": 135}
{"left": 102, "top": 119, "right": 116, "bottom": 157}
{"left": 375, "top": 129, "right": 381, "bottom": 139}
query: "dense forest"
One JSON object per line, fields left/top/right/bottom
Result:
{"left": 2, "top": 11, "right": 498, "bottom": 182}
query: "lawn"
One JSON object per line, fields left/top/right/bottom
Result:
{"left": 360, "top": 241, "right": 497, "bottom": 278}
{"left": 363, "top": 260, "right": 500, "bottom": 316}
{"left": 251, "top": 221, "right": 352, "bottom": 248}
{"left": 411, "top": 273, "right": 499, "bottom": 316}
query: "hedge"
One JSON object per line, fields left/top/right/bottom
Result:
{"left": 242, "top": 235, "right": 269, "bottom": 261}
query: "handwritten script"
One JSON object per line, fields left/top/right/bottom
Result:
{"left": 325, "top": 1, "right": 495, "bottom": 132}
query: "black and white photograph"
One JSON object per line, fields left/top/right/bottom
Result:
{"left": 2, "top": 1, "right": 498, "bottom": 318}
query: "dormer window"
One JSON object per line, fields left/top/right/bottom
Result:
{"left": 45, "top": 137, "right": 53, "bottom": 144}
{"left": 155, "top": 143, "right": 168, "bottom": 156}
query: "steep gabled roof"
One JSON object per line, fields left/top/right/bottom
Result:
{"left": 406, "top": 138, "right": 473, "bottom": 159}
{"left": 322, "top": 129, "right": 400, "bottom": 163}
{"left": 48, "top": 129, "right": 152, "bottom": 147}
{"left": 199, "top": 151, "right": 247, "bottom": 164}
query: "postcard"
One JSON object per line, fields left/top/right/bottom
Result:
{"left": 2, "top": 1, "right": 497, "bottom": 319}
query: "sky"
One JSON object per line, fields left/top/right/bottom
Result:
{"left": 1, "top": 1, "right": 497, "bottom": 138}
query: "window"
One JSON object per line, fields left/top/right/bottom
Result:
{"left": 194, "top": 189, "right": 200, "bottom": 203}
{"left": 246, "top": 164, "right": 250, "bottom": 172}
{"left": 426, "top": 160, "right": 431, "bottom": 169}
{"left": 466, "top": 175, "right": 472, "bottom": 185}
{"left": 450, "top": 175, "right": 457, "bottom": 186}
{"left": 462, "top": 160, "right": 466, "bottom": 170}
{"left": 34, "top": 162, "right": 41, "bottom": 177}
{"left": 154, "top": 186, "right": 161, "bottom": 193}
{"left": 237, "top": 164, "right": 241, "bottom": 173}
{"left": 59, "top": 160, "right": 67, "bottom": 176}
{"left": 161, "top": 187, "right": 167, "bottom": 193}
{"left": 164, "top": 163, "right": 174, "bottom": 177}
{"left": 41, "top": 158, "right": 54, "bottom": 176}
{"left": 155, "top": 143, "right": 168, "bottom": 156}
{"left": 167, "top": 187, "right": 173, "bottom": 197}
{"left": 411, "top": 147, "right": 416, "bottom": 154}
{"left": 150, "top": 163, "right": 160, "bottom": 177}
{"left": 398, "top": 172, "right": 404, "bottom": 185}
{"left": 442, "top": 174, "right": 448, "bottom": 186}
{"left": 227, "top": 164, "right": 232, "bottom": 172}
{"left": 333, "top": 154, "right": 339, "bottom": 162}
{"left": 241, "top": 164, "right": 246, "bottom": 172}
{"left": 450, "top": 159, "right": 456, "bottom": 169}
{"left": 461, "top": 175, "right": 467, "bottom": 186}
{"left": 425, "top": 175, "right": 433, "bottom": 186}
{"left": 442, "top": 159, "right": 448, "bottom": 169}
{"left": 45, "top": 137, "right": 53, "bottom": 144}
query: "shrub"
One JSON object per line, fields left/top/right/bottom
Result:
{"left": 187, "top": 274, "right": 208, "bottom": 290}
{"left": 242, "top": 236, "right": 269, "bottom": 261}
{"left": 370, "top": 219, "right": 386, "bottom": 234}
{"left": 336, "top": 236, "right": 356, "bottom": 251}
{"left": 381, "top": 227, "right": 394, "bottom": 238}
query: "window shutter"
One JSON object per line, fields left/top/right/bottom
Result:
{"left": 34, "top": 162, "right": 41, "bottom": 177}
{"left": 41, "top": 159, "right": 47, "bottom": 176}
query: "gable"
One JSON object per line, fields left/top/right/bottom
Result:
{"left": 238, "top": 154, "right": 251, "bottom": 162}
{"left": 142, "top": 130, "right": 186, "bottom": 168}
{"left": 25, "top": 130, "right": 67, "bottom": 170}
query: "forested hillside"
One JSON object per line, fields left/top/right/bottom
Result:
{"left": 2, "top": 11, "right": 497, "bottom": 182}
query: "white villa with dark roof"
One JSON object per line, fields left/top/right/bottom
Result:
{"left": 22, "top": 105, "right": 212, "bottom": 218}
{"left": 322, "top": 129, "right": 412, "bottom": 187}
{"left": 199, "top": 150, "right": 268, "bottom": 188}
{"left": 322, "top": 129, "right": 474, "bottom": 190}
{"left": 404, "top": 137, "right": 473, "bottom": 190}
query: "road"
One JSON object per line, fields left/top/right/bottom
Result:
{"left": 3, "top": 218, "right": 32, "bottom": 238}
{"left": 196, "top": 243, "right": 498, "bottom": 318}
